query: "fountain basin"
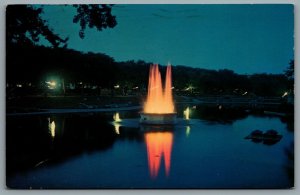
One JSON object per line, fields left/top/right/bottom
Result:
{"left": 140, "top": 112, "right": 177, "bottom": 125}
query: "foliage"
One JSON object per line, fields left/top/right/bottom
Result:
{"left": 285, "top": 60, "right": 294, "bottom": 80}
{"left": 73, "top": 5, "right": 117, "bottom": 38}
{"left": 7, "top": 43, "right": 116, "bottom": 88}
{"left": 284, "top": 60, "right": 294, "bottom": 91}
{"left": 6, "top": 5, "right": 117, "bottom": 47}
{"left": 6, "top": 5, "right": 68, "bottom": 47}
{"left": 7, "top": 43, "right": 292, "bottom": 97}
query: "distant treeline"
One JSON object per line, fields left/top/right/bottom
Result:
{"left": 7, "top": 43, "right": 291, "bottom": 97}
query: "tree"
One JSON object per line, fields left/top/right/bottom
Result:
{"left": 284, "top": 60, "right": 294, "bottom": 91}
{"left": 6, "top": 5, "right": 68, "bottom": 47}
{"left": 73, "top": 5, "right": 117, "bottom": 38}
{"left": 285, "top": 60, "right": 294, "bottom": 81}
{"left": 6, "top": 4, "right": 117, "bottom": 47}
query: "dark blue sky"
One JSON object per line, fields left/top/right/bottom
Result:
{"left": 40, "top": 4, "right": 294, "bottom": 74}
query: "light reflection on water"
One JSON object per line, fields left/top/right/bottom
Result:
{"left": 113, "top": 123, "right": 121, "bottom": 135}
{"left": 145, "top": 131, "right": 173, "bottom": 179}
{"left": 6, "top": 110, "right": 294, "bottom": 189}
{"left": 185, "top": 126, "right": 191, "bottom": 137}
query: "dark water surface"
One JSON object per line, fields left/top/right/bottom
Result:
{"left": 6, "top": 107, "right": 294, "bottom": 189}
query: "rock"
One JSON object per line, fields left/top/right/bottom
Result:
{"left": 245, "top": 129, "right": 282, "bottom": 145}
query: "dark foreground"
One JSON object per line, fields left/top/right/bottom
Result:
{"left": 6, "top": 106, "right": 294, "bottom": 189}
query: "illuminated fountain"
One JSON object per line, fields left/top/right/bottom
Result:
{"left": 112, "top": 112, "right": 121, "bottom": 134}
{"left": 113, "top": 112, "right": 122, "bottom": 122}
{"left": 183, "top": 107, "right": 190, "bottom": 120}
{"left": 140, "top": 64, "right": 177, "bottom": 125}
{"left": 48, "top": 118, "right": 56, "bottom": 138}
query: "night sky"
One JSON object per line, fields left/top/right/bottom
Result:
{"left": 40, "top": 4, "right": 294, "bottom": 74}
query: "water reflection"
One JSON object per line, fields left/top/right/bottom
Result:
{"left": 144, "top": 131, "right": 173, "bottom": 179}
{"left": 194, "top": 106, "right": 248, "bottom": 124}
{"left": 6, "top": 108, "right": 294, "bottom": 188}
{"left": 112, "top": 112, "right": 122, "bottom": 134}
{"left": 113, "top": 123, "right": 121, "bottom": 135}
{"left": 186, "top": 126, "right": 191, "bottom": 137}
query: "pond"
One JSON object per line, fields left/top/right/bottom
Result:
{"left": 6, "top": 106, "right": 294, "bottom": 189}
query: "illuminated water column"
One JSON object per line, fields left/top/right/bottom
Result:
{"left": 113, "top": 112, "right": 122, "bottom": 122}
{"left": 164, "top": 64, "right": 174, "bottom": 113}
{"left": 183, "top": 107, "right": 190, "bottom": 120}
{"left": 113, "top": 112, "right": 122, "bottom": 134}
{"left": 144, "top": 64, "right": 175, "bottom": 114}
{"left": 48, "top": 118, "right": 55, "bottom": 138}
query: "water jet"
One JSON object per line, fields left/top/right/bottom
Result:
{"left": 140, "top": 64, "right": 177, "bottom": 125}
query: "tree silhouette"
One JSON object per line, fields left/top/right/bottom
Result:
{"left": 6, "top": 5, "right": 68, "bottom": 47}
{"left": 73, "top": 5, "right": 117, "bottom": 38}
{"left": 285, "top": 60, "right": 294, "bottom": 81}
{"left": 6, "top": 5, "right": 117, "bottom": 47}
{"left": 284, "top": 60, "right": 294, "bottom": 91}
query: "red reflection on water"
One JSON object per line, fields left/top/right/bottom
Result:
{"left": 145, "top": 132, "right": 173, "bottom": 179}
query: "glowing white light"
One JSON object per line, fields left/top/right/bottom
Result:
{"left": 183, "top": 107, "right": 190, "bottom": 120}
{"left": 184, "top": 84, "right": 195, "bottom": 91}
{"left": 48, "top": 118, "right": 55, "bottom": 138}
{"left": 113, "top": 112, "right": 122, "bottom": 122}
{"left": 282, "top": 92, "right": 288, "bottom": 98}
{"left": 242, "top": 91, "right": 248, "bottom": 96}
{"left": 46, "top": 81, "right": 56, "bottom": 89}
{"left": 46, "top": 81, "right": 56, "bottom": 86}
{"left": 16, "top": 84, "right": 22, "bottom": 88}
{"left": 114, "top": 85, "right": 120, "bottom": 89}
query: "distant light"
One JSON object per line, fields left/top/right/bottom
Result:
{"left": 46, "top": 81, "right": 56, "bottom": 89}
{"left": 184, "top": 85, "right": 194, "bottom": 91}
{"left": 16, "top": 84, "right": 22, "bottom": 88}
{"left": 282, "top": 92, "right": 288, "bottom": 98}
{"left": 133, "top": 86, "right": 139, "bottom": 89}
{"left": 242, "top": 91, "right": 248, "bottom": 96}
{"left": 218, "top": 105, "right": 222, "bottom": 110}
{"left": 171, "top": 86, "right": 175, "bottom": 89}
{"left": 79, "top": 82, "right": 83, "bottom": 85}
{"left": 114, "top": 84, "right": 120, "bottom": 89}
{"left": 192, "top": 106, "right": 197, "bottom": 109}
{"left": 46, "top": 81, "right": 56, "bottom": 86}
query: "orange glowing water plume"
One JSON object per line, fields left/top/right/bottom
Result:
{"left": 145, "top": 132, "right": 173, "bottom": 178}
{"left": 144, "top": 64, "right": 174, "bottom": 113}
